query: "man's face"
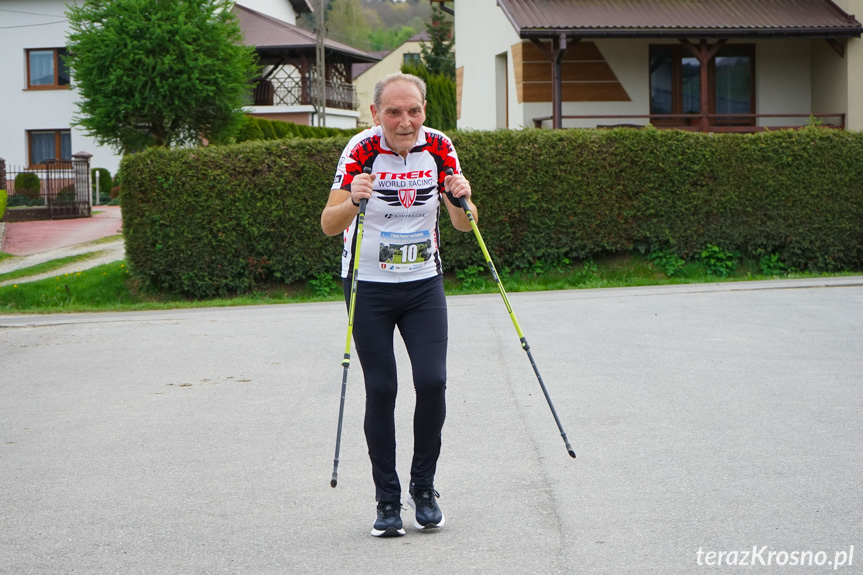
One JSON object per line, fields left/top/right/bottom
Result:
{"left": 371, "top": 80, "right": 427, "bottom": 157}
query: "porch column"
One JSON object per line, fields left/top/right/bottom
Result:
{"left": 552, "top": 34, "right": 566, "bottom": 129}
{"left": 530, "top": 35, "right": 578, "bottom": 129}
{"left": 679, "top": 38, "right": 726, "bottom": 132}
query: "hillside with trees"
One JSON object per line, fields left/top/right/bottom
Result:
{"left": 299, "top": 0, "right": 432, "bottom": 53}
{"left": 300, "top": 1, "right": 456, "bottom": 131}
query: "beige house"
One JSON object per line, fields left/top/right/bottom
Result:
{"left": 352, "top": 33, "right": 431, "bottom": 128}
{"left": 454, "top": 0, "right": 863, "bottom": 132}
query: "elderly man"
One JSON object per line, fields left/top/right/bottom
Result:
{"left": 321, "top": 72, "right": 476, "bottom": 537}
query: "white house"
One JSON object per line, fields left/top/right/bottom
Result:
{"left": 0, "top": 0, "right": 322, "bottom": 179}
{"left": 0, "top": 0, "right": 117, "bottom": 175}
{"left": 454, "top": 0, "right": 863, "bottom": 132}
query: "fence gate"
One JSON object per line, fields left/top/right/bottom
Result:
{"left": 46, "top": 153, "right": 91, "bottom": 219}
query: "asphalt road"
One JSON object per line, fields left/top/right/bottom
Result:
{"left": 2, "top": 277, "right": 862, "bottom": 574}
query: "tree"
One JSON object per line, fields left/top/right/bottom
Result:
{"left": 325, "top": 0, "right": 376, "bottom": 51}
{"left": 65, "top": 0, "right": 258, "bottom": 152}
{"left": 420, "top": 3, "right": 454, "bottom": 78}
{"left": 402, "top": 64, "right": 455, "bottom": 132}
{"left": 368, "top": 25, "right": 417, "bottom": 51}
{"left": 297, "top": 1, "right": 431, "bottom": 52}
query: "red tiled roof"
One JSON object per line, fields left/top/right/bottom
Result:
{"left": 497, "top": 0, "right": 863, "bottom": 38}
{"left": 233, "top": 4, "right": 379, "bottom": 62}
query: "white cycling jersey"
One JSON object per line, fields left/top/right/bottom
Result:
{"left": 331, "top": 124, "right": 462, "bottom": 283}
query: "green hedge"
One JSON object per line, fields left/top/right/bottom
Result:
{"left": 0, "top": 189, "right": 7, "bottom": 221}
{"left": 121, "top": 139, "right": 348, "bottom": 297}
{"left": 121, "top": 127, "right": 863, "bottom": 298}
{"left": 235, "top": 116, "right": 355, "bottom": 143}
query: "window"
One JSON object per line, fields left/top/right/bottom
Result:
{"left": 649, "top": 44, "right": 754, "bottom": 127}
{"left": 714, "top": 48, "right": 754, "bottom": 116}
{"left": 26, "top": 48, "right": 70, "bottom": 89}
{"left": 403, "top": 53, "right": 422, "bottom": 68}
{"left": 28, "top": 130, "right": 72, "bottom": 167}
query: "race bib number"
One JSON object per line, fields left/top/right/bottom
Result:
{"left": 378, "top": 231, "right": 433, "bottom": 272}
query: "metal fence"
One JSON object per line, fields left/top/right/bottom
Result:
{"left": 1, "top": 153, "right": 91, "bottom": 221}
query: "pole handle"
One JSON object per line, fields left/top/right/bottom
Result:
{"left": 443, "top": 168, "right": 468, "bottom": 211}
{"left": 356, "top": 165, "right": 372, "bottom": 211}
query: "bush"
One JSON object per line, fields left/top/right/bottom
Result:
{"left": 403, "top": 64, "right": 456, "bottom": 132}
{"left": 759, "top": 252, "right": 790, "bottom": 275}
{"left": 0, "top": 189, "right": 6, "bottom": 221}
{"left": 120, "top": 127, "right": 863, "bottom": 298}
{"left": 14, "top": 172, "right": 41, "bottom": 199}
{"left": 7, "top": 195, "right": 44, "bottom": 207}
{"left": 234, "top": 115, "right": 355, "bottom": 144}
{"left": 236, "top": 116, "right": 265, "bottom": 142}
{"left": 648, "top": 249, "right": 686, "bottom": 277}
{"left": 699, "top": 244, "right": 739, "bottom": 277}
{"left": 121, "top": 139, "right": 349, "bottom": 297}
{"left": 56, "top": 185, "right": 76, "bottom": 203}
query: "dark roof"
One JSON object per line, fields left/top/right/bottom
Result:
{"left": 352, "top": 32, "right": 431, "bottom": 78}
{"left": 406, "top": 31, "right": 432, "bottom": 43}
{"left": 288, "top": 0, "right": 313, "bottom": 14}
{"left": 233, "top": 4, "right": 379, "bottom": 62}
{"left": 352, "top": 51, "right": 390, "bottom": 79}
{"left": 497, "top": 0, "right": 863, "bottom": 38}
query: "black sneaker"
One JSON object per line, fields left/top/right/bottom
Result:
{"left": 371, "top": 501, "right": 405, "bottom": 538}
{"left": 407, "top": 483, "right": 445, "bottom": 530}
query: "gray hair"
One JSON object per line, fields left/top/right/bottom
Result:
{"left": 373, "top": 73, "right": 427, "bottom": 110}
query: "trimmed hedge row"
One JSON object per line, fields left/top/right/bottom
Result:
{"left": 121, "top": 127, "right": 863, "bottom": 298}
{"left": 235, "top": 116, "right": 355, "bottom": 143}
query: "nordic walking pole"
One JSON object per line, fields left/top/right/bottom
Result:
{"left": 444, "top": 169, "right": 576, "bottom": 458}
{"left": 331, "top": 166, "right": 372, "bottom": 488}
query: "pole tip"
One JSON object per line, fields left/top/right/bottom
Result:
{"left": 330, "top": 478, "right": 338, "bottom": 488}
{"left": 568, "top": 449, "right": 577, "bottom": 459}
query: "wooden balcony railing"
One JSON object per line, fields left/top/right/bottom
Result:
{"left": 253, "top": 78, "right": 358, "bottom": 111}
{"left": 533, "top": 113, "right": 846, "bottom": 132}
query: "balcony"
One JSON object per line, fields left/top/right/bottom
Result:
{"left": 253, "top": 77, "right": 358, "bottom": 111}
{"left": 533, "top": 113, "right": 846, "bottom": 132}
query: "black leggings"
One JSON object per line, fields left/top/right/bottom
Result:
{"left": 344, "top": 275, "right": 448, "bottom": 503}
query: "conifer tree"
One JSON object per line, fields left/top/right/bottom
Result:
{"left": 65, "top": 0, "right": 258, "bottom": 152}
{"left": 420, "top": 4, "right": 454, "bottom": 78}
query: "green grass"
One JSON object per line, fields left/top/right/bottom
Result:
{"left": 0, "top": 262, "right": 137, "bottom": 312}
{"left": 0, "top": 252, "right": 857, "bottom": 314}
{"left": 442, "top": 254, "right": 851, "bottom": 295}
{"left": 0, "top": 251, "right": 111, "bottom": 283}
